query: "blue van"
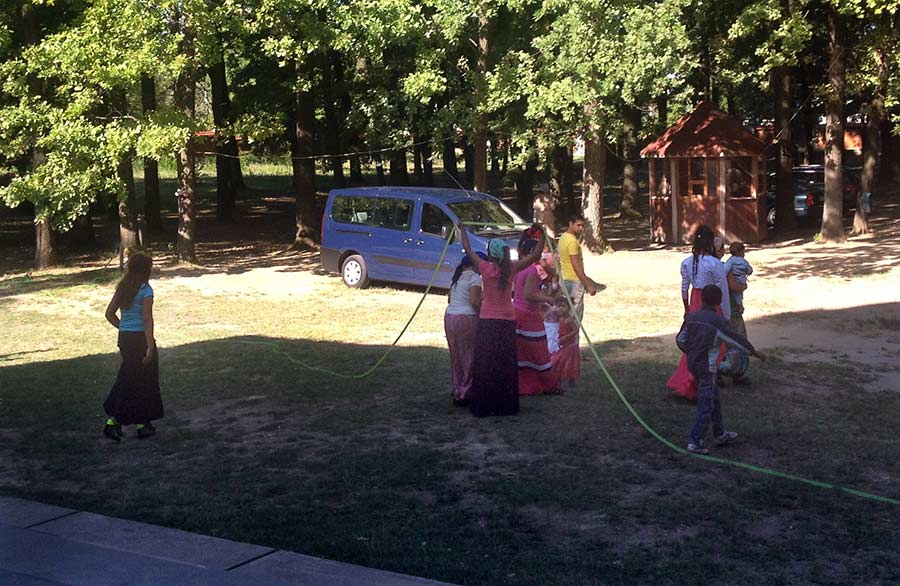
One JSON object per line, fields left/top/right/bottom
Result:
{"left": 320, "top": 187, "right": 528, "bottom": 289}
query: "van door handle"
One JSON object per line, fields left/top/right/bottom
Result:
{"left": 403, "top": 237, "right": 414, "bottom": 244}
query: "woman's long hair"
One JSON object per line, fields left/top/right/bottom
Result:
{"left": 691, "top": 225, "right": 716, "bottom": 278}
{"left": 451, "top": 263, "right": 467, "bottom": 289}
{"left": 112, "top": 253, "right": 152, "bottom": 310}
{"left": 498, "top": 249, "right": 511, "bottom": 290}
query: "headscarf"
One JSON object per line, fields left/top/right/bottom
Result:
{"left": 488, "top": 239, "right": 508, "bottom": 261}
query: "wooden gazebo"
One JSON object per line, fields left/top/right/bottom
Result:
{"left": 642, "top": 102, "right": 769, "bottom": 244}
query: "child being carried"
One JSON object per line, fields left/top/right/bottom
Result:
{"left": 724, "top": 242, "right": 753, "bottom": 314}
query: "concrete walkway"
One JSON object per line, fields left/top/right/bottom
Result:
{"left": 0, "top": 497, "right": 456, "bottom": 586}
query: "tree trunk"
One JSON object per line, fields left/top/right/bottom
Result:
{"left": 209, "top": 57, "right": 237, "bottom": 223}
{"left": 821, "top": 8, "right": 846, "bottom": 243}
{"left": 35, "top": 218, "right": 56, "bottom": 269}
{"left": 321, "top": 51, "right": 346, "bottom": 189}
{"left": 173, "top": 8, "right": 198, "bottom": 262}
{"left": 515, "top": 157, "right": 537, "bottom": 219}
{"left": 473, "top": 15, "right": 490, "bottom": 193}
{"left": 374, "top": 152, "right": 386, "bottom": 185}
{"left": 23, "top": 3, "right": 57, "bottom": 268}
{"left": 875, "top": 13, "right": 899, "bottom": 193}
{"left": 413, "top": 139, "right": 423, "bottom": 180}
{"left": 422, "top": 142, "right": 434, "bottom": 186}
{"left": 796, "top": 75, "right": 815, "bottom": 165}
{"left": 349, "top": 154, "right": 364, "bottom": 184}
{"left": 490, "top": 137, "right": 500, "bottom": 175}
{"left": 117, "top": 155, "right": 140, "bottom": 253}
{"left": 390, "top": 149, "right": 409, "bottom": 185}
{"left": 549, "top": 147, "right": 565, "bottom": 215}
{"left": 656, "top": 94, "right": 668, "bottom": 134}
{"left": 853, "top": 100, "right": 880, "bottom": 235}
{"left": 582, "top": 127, "right": 610, "bottom": 253}
{"left": 291, "top": 61, "right": 319, "bottom": 250}
{"left": 620, "top": 105, "right": 641, "bottom": 218}
{"left": 563, "top": 145, "right": 574, "bottom": 216}
{"left": 140, "top": 75, "right": 163, "bottom": 233}
{"left": 113, "top": 89, "right": 140, "bottom": 253}
{"left": 71, "top": 214, "right": 95, "bottom": 248}
{"left": 464, "top": 141, "right": 475, "bottom": 187}
{"left": 442, "top": 137, "right": 458, "bottom": 181}
{"left": 877, "top": 121, "right": 900, "bottom": 190}
{"left": 773, "top": 65, "right": 798, "bottom": 233}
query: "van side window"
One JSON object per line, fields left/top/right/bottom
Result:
{"left": 373, "top": 198, "right": 413, "bottom": 231}
{"left": 331, "top": 196, "right": 375, "bottom": 225}
{"left": 421, "top": 203, "right": 452, "bottom": 237}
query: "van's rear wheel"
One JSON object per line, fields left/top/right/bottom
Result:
{"left": 341, "top": 255, "right": 370, "bottom": 289}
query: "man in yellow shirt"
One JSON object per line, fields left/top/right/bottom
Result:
{"left": 558, "top": 213, "right": 598, "bottom": 326}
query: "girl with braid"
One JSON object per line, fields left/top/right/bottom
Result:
{"left": 666, "top": 226, "right": 746, "bottom": 400}
{"left": 444, "top": 253, "right": 485, "bottom": 406}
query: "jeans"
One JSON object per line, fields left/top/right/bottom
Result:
{"left": 689, "top": 371, "right": 724, "bottom": 446}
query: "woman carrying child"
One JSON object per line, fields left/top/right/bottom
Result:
{"left": 666, "top": 226, "right": 746, "bottom": 401}
{"left": 457, "top": 222, "right": 545, "bottom": 417}
{"left": 513, "top": 231, "right": 559, "bottom": 395}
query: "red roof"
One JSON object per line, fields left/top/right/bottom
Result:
{"left": 641, "top": 101, "right": 768, "bottom": 158}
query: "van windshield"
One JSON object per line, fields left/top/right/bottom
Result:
{"left": 448, "top": 200, "right": 524, "bottom": 235}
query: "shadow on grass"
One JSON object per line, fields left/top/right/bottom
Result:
{"left": 2, "top": 313, "right": 900, "bottom": 585}
{"left": 0, "top": 267, "right": 121, "bottom": 298}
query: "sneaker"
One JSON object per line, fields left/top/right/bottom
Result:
{"left": 686, "top": 442, "right": 709, "bottom": 455}
{"left": 714, "top": 431, "right": 738, "bottom": 446}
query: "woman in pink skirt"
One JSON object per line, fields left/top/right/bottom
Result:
{"left": 551, "top": 299, "right": 580, "bottom": 392}
{"left": 445, "top": 254, "right": 484, "bottom": 406}
{"left": 514, "top": 234, "right": 559, "bottom": 395}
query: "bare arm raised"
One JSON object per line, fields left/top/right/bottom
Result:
{"left": 456, "top": 223, "right": 483, "bottom": 271}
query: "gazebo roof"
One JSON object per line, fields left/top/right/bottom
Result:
{"left": 641, "top": 101, "right": 768, "bottom": 158}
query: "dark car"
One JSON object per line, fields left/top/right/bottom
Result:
{"left": 766, "top": 165, "right": 859, "bottom": 228}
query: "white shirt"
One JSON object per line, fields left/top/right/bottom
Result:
{"left": 446, "top": 270, "right": 483, "bottom": 315}
{"left": 680, "top": 254, "right": 731, "bottom": 321}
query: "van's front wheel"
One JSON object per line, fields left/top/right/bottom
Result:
{"left": 341, "top": 254, "right": 370, "bottom": 289}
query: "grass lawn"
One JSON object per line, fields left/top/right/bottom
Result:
{"left": 2, "top": 189, "right": 900, "bottom": 584}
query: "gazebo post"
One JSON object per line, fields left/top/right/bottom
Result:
{"left": 718, "top": 157, "right": 727, "bottom": 239}
{"left": 648, "top": 158, "right": 657, "bottom": 240}
{"left": 670, "top": 158, "right": 679, "bottom": 242}
{"left": 751, "top": 156, "right": 760, "bottom": 239}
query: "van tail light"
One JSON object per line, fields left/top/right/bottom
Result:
{"left": 320, "top": 210, "right": 326, "bottom": 244}
{"left": 805, "top": 193, "right": 815, "bottom": 208}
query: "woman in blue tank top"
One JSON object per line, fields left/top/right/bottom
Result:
{"left": 102, "top": 253, "right": 164, "bottom": 441}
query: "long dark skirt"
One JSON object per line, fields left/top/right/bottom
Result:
{"left": 103, "top": 332, "right": 164, "bottom": 425}
{"left": 470, "top": 318, "right": 519, "bottom": 417}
